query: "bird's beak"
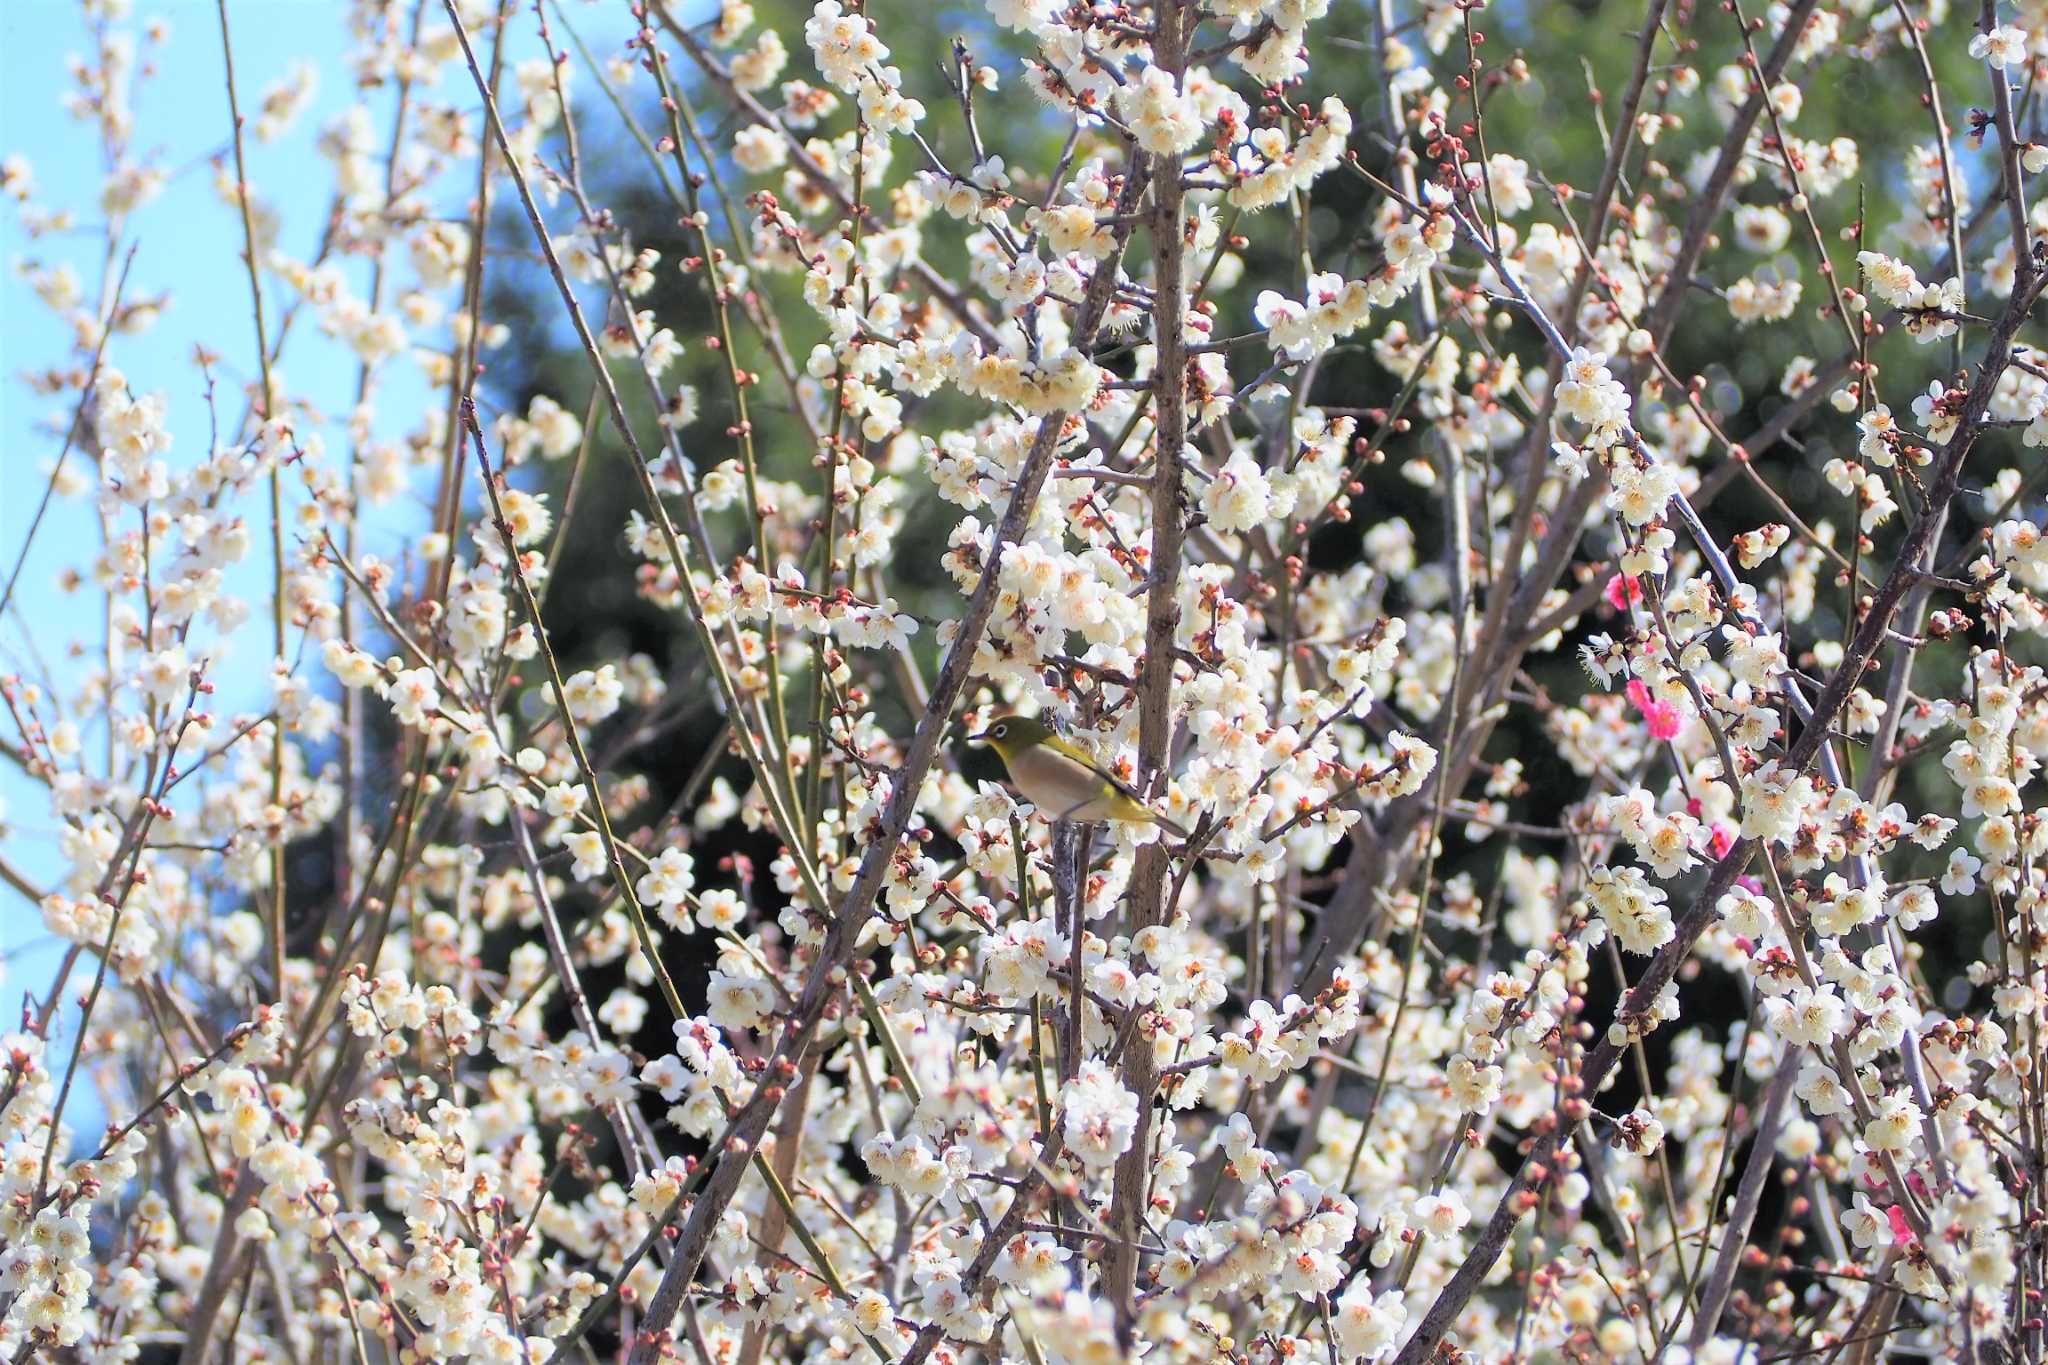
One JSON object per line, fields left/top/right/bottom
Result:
{"left": 965, "top": 730, "right": 992, "bottom": 745}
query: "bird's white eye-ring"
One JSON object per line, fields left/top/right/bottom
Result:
{"left": 992, "top": 722, "right": 1007, "bottom": 738}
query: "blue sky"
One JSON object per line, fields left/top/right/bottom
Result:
{"left": 0, "top": 0, "right": 691, "bottom": 1116}
{"left": 3, "top": 0, "right": 386, "bottom": 1021}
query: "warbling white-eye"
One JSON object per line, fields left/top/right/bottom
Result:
{"left": 968, "top": 715, "right": 1187, "bottom": 836}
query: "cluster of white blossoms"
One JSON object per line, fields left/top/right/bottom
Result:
{"left": 12, "top": 0, "right": 2048, "bottom": 1361}
{"left": 1254, "top": 271, "right": 1375, "bottom": 362}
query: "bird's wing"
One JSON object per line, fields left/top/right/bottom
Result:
{"left": 1040, "top": 732, "right": 1148, "bottom": 802}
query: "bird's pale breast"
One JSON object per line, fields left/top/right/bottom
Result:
{"left": 1005, "top": 743, "right": 1125, "bottom": 823}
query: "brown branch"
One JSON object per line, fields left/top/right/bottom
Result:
{"left": 620, "top": 121, "right": 1157, "bottom": 1365}
{"left": 1105, "top": 1, "right": 1188, "bottom": 1339}
{"left": 1687, "top": 1050, "right": 1799, "bottom": 1346}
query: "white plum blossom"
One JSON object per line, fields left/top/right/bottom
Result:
{"left": 1971, "top": 24, "right": 2029, "bottom": 69}
{"left": 1061, "top": 1060, "right": 1140, "bottom": 1170}
{"left": 2, "top": 3, "right": 2039, "bottom": 1362}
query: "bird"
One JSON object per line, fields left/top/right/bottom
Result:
{"left": 968, "top": 714, "right": 1189, "bottom": 837}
